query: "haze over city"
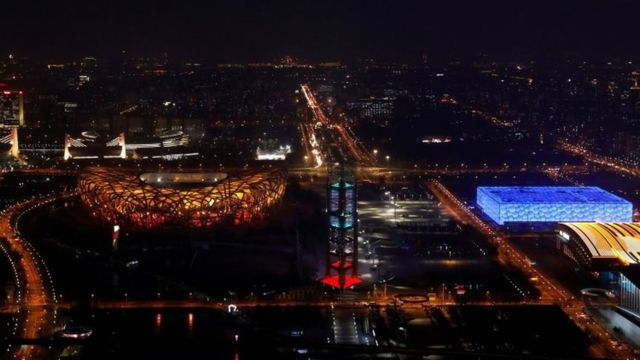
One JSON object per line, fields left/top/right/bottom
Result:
{"left": 5, "top": 0, "right": 640, "bottom": 61}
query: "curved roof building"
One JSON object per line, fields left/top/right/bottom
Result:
{"left": 78, "top": 167, "right": 287, "bottom": 229}
{"left": 556, "top": 222, "right": 640, "bottom": 268}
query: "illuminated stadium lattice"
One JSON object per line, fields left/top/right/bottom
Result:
{"left": 78, "top": 167, "right": 287, "bottom": 228}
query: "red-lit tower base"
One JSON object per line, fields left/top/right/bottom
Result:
{"left": 321, "top": 167, "right": 362, "bottom": 290}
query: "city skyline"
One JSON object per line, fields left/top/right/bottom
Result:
{"left": 3, "top": 2, "right": 640, "bottom": 359}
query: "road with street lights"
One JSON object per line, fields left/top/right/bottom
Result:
{"left": 425, "top": 179, "right": 632, "bottom": 359}
{"left": 300, "top": 84, "right": 374, "bottom": 165}
{"left": 0, "top": 192, "right": 77, "bottom": 359}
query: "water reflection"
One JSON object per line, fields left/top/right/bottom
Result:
{"left": 188, "top": 312, "right": 194, "bottom": 334}
{"left": 155, "top": 313, "right": 162, "bottom": 333}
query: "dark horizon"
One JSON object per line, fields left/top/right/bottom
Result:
{"left": 4, "top": 0, "right": 640, "bottom": 62}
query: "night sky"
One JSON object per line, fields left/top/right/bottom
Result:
{"left": 4, "top": 0, "right": 640, "bottom": 62}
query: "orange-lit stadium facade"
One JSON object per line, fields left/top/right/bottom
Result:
{"left": 78, "top": 167, "right": 287, "bottom": 229}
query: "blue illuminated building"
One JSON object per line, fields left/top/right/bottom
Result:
{"left": 477, "top": 186, "right": 632, "bottom": 225}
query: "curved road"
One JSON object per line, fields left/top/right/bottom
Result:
{"left": 0, "top": 192, "right": 74, "bottom": 359}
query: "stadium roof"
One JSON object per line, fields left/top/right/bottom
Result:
{"left": 478, "top": 186, "right": 630, "bottom": 205}
{"left": 559, "top": 222, "right": 640, "bottom": 265}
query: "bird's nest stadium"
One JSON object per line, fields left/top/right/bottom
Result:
{"left": 77, "top": 167, "right": 287, "bottom": 229}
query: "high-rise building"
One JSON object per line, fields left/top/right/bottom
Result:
{"left": 0, "top": 90, "right": 24, "bottom": 128}
{"left": 347, "top": 97, "right": 394, "bottom": 127}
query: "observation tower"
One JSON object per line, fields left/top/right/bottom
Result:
{"left": 321, "top": 166, "right": 362, "bottom": 290}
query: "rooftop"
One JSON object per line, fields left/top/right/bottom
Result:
{"left": 139, "top": 172, "right": 228, "bottom": 186}
{"left": 477, "top": 186, "right": 630, "bottom": 205}
{"left": 559, "top": 222, "right": 640, "bottom": 265}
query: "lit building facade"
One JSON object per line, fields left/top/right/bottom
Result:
{"left": 256, "top": 144, "right": 291, "bottom": 161}
{"left": 65, "top": 130, "right": 193, "bottom": 160}
{"left": 0, "top": 90, "right": 24, "bottom": 128}
{"left": 347, "top": 98, "right": 394, "bottom": 127}
{"left": 619, "top": 272, "right": 640, "bottom": 317}
{"left": 556, "top": 222, "right": 640, "bottom": 268}
{"left": 322, "top": 167, "right": 361, "bottom": 290}
{"left": 555, "top": 221, "right": 640, "bottom": 319}
{"left": 477, "top": 186, "right": 632, "bottom": 225}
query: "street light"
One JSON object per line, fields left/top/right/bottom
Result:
{"left": 390, "top": 196, "right": 397, "bottom": 223}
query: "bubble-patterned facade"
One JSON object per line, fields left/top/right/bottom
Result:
{"left": 78, "top": 167, "right": 287, "bottom": 228}
{"left": 477, "top": 186, "right": 632, "bottom": 225}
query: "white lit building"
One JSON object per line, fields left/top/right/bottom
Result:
{"left": 256, "top": 144, "right": 291, "bottom": 161}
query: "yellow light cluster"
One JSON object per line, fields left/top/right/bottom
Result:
{"left": 77, "top": 167, "right": 287, "bottom": 228}
{"left": 561, "top": 222, "right": 640, "bottom": 265}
